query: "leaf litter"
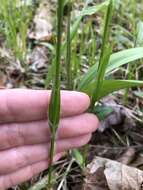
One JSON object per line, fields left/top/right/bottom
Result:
{"left": 83, "top": 157, "right": 143, "bottom": 190}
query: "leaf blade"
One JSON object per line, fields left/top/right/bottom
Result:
{"left": 81, "top": 80, "right": 143, "bottom": 100}
{"left": 78, "top": 47, "right": 143, "bottom": 90}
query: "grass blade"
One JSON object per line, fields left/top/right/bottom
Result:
{"left": 78, "top": 47, "right": 143, "bottom": 90}
{"left": 66, "top": 0, "right": 72, "bottom": 89}
{"left": 136, "top": 21, "right": 143, "bottom": 46}
{"left": 106, "top": 47, "right": 143, "bottom": 74}
{"left": 82, "top": 80, "right": 143, "bottom": 100}
{"left": 90, "top": 0, "right": 114, "bottom": 110}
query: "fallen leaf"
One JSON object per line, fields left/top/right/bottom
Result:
{"left": 28, "top": 0, "right": 53, "bottom": 41}
{"left": 98, "top": 96, "right": 136, "bottom": 132}
{"left": 83, "top": 157, "right": 143, "bottom": 190}
{"left": 28, "top": 46, "right": 48, "bottom": 71}
{"left": 117, "top": 148, "right": 136, "bottom": 165}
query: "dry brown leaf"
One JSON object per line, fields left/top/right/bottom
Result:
{"left": 131, "top": 154, "right": 143, "bottom": 170}
{"left": 83, "top": 157, "right": 143, "bottom": 190}
{"left": 99, "top": 96, "right": 136, "bottom": 132}
{"left": 28, "top": 0, "right": 53, "bottom": 41}
{"left": 28, "top": 46, "right": 48, "bottom": 71}
{"left": 117, "top": 148, "right": 136, "bottom": 165}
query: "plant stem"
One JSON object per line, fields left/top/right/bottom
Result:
{"left": 82, "top": 0, "right": 114, "bottom": 169}
{"left": 66, "top": 1, "right": 72, "bottom": 89}
{"left": 90, "top": 0, "right": 113, "bottom": 111}
{"left": 82, "top": 144, "right": 88, "bottom": 168}
{"left": 48, "top": 0, "right": 64, "bottom": 188}
{"left": 124, "top": 1, "right": 136, "bottom": 104}
{"left": 47, "top": 134, "right": 56, "bottom": 188}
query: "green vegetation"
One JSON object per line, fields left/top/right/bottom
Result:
{"left": 0, "top": 0, "right": 33, "bottom": 67}
{"left": 89, "top": 0, "right": 113, "bottom": 110}
{"left": 0, "top": 0, "right": 143, "bottom": 189}
{"left": 46, "top": 0, "right": 143, "bottom": 188}
{"left": 48, "top": 0, "right": 64, "bottom": 188}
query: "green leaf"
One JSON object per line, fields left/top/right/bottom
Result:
{"left": 81, "top": 80, "right": 143, "bottom": 100}
{"left": 90, "top": 45, "right": 111, "bottom": 107}
{"left": 90, "top": 0, "right": 113, "bottom": 109}
{"left": 93, "top": 105, "right": 113, "bottom": 121}
{"left": 45, "top": 1, "right": 109, "bottom": 88}
{"left": 78, "top": 64, "right": 98, "bottom": 90}
{"left": 133, "top": 91, "right": 143, "bottom": 98}
{"left": 39, "top": 42, "right": 55, "bottom": 52}
{"left": 136, "top": 21, "right": 143, "bottom": 46}
{"left": 78, "top": 47, "right": 143, "bottom": 90}
{"left": 66, "top": 0, "right": 72, "bottom": 89}
{"left": 106, "top": 47, "right": 143, "bottom": 74}
{"left": 48, "top": 0, "right": 64, "bottom": 133}
{"left": 62, "top": 0, "right": 110, "bottom": 51}
{"left": 72, "top": 149, "right": 84, "bottom": 169}
{"left": 79, "top": 0, "right": 109, "bottom": 17}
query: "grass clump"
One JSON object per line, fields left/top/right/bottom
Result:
{"left": 0, "top": 0, "right": 33, "bottom": 67}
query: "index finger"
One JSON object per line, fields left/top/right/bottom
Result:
{"left": 0, "top": 89, "right": 90, "bottom": 123}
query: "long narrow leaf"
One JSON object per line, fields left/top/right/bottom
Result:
{"left": 48, "top": 0, "right": 64, "bottom": 132}
{"left": 106, "top": 47, "right": 143, "bottom": 74}
{"left": 78, "top": 47, "right": 143, "bottom": 90}
{"left": 90, "top": 46, "right": 111, "bottom": 105}
{"left": 134, "top": 91, "right": 143, "bottom": 98}
{"left": 66, "top": 1, "right": 72, "bottom": 89}
{"left": 80, "top": 1, "right": 109, "bottom": 16}
{"left": 81, "top": 80, "right": 143, "bottom": 100}
{"left": 136, "top": 21, "right": 143, "bottom": 46}
{"left": 90, "top": 0, "right": 113, "bottom": 108}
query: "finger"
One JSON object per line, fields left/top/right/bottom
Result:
{"left": 0, "top": 154, "right": 62, "bottom": 190}
{"left": 0, "top": 134, "right": 91, "bottom": 174}
{"left": 0, "top": 113, "right": 98, "bottom": 149}
{"left": 0, "top": 89, "right": 90, "bottom": 123}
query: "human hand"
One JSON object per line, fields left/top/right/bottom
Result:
{"left": 0, "top": 89, "right": 99, "bottom": 189}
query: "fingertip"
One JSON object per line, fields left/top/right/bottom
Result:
{"left": 73, "top": 134, "right": 92, "bottom": 147}
{"left": 61, "top": 91, "right": 91, "bottom": 117}
{"left": 85, "top": 133, "right": 92, "bottom": 144}
{"left": 87, "top": 113, "right": 100, "bottom": 132}
{"left": 72, "top": 91, "right": 91, "bottom": 112}
{"left": 77, "top": 91, "right": 91, "bottom": 110}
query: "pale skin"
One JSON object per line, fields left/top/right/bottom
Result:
{"left": 0, "top": 89, "right": 99, "bottom": 189}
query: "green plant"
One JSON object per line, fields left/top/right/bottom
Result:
{"left": 78, "top": 47, "right": 143, "bottom": 94}
{"left": 0, "top": 0, "right": 32, "bottom": 67}
{"left": 77, "top": 0, "right": 143, "bottom": 101}
{"left": 44, "top": 0, "right": 110, "bottom": 88}
{"left": 90, "top": 0, "right": 113, "bottom": 110}
{"left": 47, "top": 0, "right": 143, "bottom": 170}
{"left": 48, "top": 0, "right": 64, "bottom": 188}
{"left": 66, "top": 0, "right": 72, "bottom": 89}
{"left": 30, "top": 0, "right": 143, "bottom": 189}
